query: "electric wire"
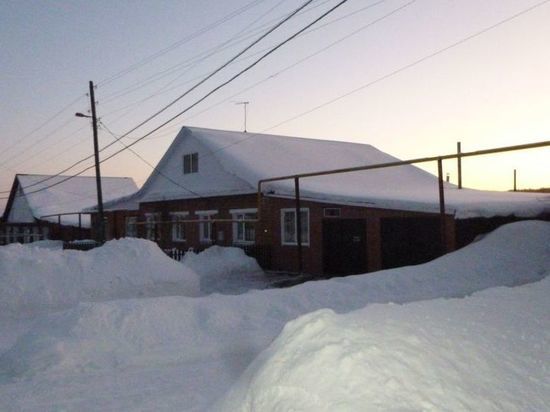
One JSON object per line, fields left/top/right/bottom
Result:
{"left": 98, "top": 0, "right": 332, "bottom": 104}
{"left": 0, "top": 94, "right": 85, "bottom": 164}
{"left": 101, "top": 0, "right": 386, "bottom": 125}
{"left": 97, "top": 0, "right": 269, "bottom": 88}
{"left": 2, "top": 0, "right": 545, "bottom": 200}
{"left": 99, "top": 120, "right": 204, "bottom": 198}
{"left": 0, "top": 0, "right": 317, "bottom": 195}
{"left": 0, "top": 0, "right": 350, "bottom": 200}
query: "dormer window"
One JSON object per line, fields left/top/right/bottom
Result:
{"left": 183, "top": 152, "right": 198, "bottom": 174}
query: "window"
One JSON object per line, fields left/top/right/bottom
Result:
{"left": 171, "top": 212, "right": 188, "bottom": 242}
{"left": 281, "top": 208, "right": 309, "bottom": 246}
{"left": 196, "top": 210, "right": 217, "bottom": 243}
{"left": 125, "top": 216, "right": 137, "bottom": 238}
{"left": 145, "top": 213, "right": 161, "bottom": 241}
{"left": 183, "top": 152, "right": 198, "bottom": 174}
{"left": 231, "top": 208, "right": 257, "bottom": 244}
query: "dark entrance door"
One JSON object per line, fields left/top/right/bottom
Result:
{"left": 380, "top": 217, "right": 442, "bottom": 269}
{"left": 323, "top": 219, "right": 367, "bottom": 276}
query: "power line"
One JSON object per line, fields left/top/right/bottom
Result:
{"left": 4, "top": 0, "right": 545, "bottom": 200}
{"left": 98, "top": 0, "right": 333, "bottom": 105}
{"left": 97, "top": 0, "right": 269, "bottom": 88}
{"left": 0, "top": 0, "right": 322, "bottom": 197}
{"left": 100, "top": 0, "right": 384, "bottom": 125}
{"left": 99, "top": 120, "right": 204, "bottom": 198}
{"left": 0, "top": 94, "right": 85, "bottom": 164}
{"left": 263, "top": 0, "right": 550, "bottom": 133}
{"left": 0, "top": 0, "right": 351, "bottom": 200}
{"left": 98, "top": 0, "right": 315, "bottom": 143}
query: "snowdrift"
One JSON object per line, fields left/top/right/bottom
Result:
{"left": 0, "top": 238, "right": 200, "bottom": 317}
{"left": 182, "top": 246, "right": 264, "bottom": 294}
{"left": 219, "top": 277, "right": 550, "bottom": 411}
{"left": 1, "top": 221, "right": 548, "bottom": 384}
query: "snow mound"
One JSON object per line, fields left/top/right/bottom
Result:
{"left": 219, "top": 277, "right": 550, "bottom": 411}
{"left": 0, "top": 222, "right": 548, "bottom": 384}
{"left": 0, "top": 238, "right": 200, "bottom": 317}
{"left": 181, "top": 246, "right": 264, "bottom": 294}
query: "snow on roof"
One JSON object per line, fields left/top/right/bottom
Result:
{"left": 109, "top": 127, "right": 550, "bottom": 218}
{"left": 11, "top": 174, "right": 138, "bottom": 227}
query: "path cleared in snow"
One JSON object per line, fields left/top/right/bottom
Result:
{"left": 0, "top": 221, "right": 548, "bottom": 411}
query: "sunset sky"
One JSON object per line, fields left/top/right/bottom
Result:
{"left": 1, "top": 0, "right": 549, "bottom": 212}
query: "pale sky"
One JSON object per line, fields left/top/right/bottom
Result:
{"left": 1, "top": 0, "right": 549, "bottom": 213}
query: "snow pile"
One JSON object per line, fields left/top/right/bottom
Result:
{"left": 220, "top": 278, "right": 550, "bottom": 411}
{"left": 0, "top": 222, "right": 548, "bottom": 410}
{"left": 182, "top": 246, "right": 264, "bottom": 294}
{"left": 7, "top": 239, "right": 63, "bottom": 250}
{"left": 0, "top": 238, "right": 199, "bottom": 317}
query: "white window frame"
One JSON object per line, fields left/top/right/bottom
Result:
{"left": 125, "top": 216, "right": 138, "bottom": 238}
{"left": 230, "top": 208, "right": 257, "bottom": 245}
{"left": 145, "top": 213, "right": 161, "bottom": 241}
{"left": 183, "top": 152, "right": 198, "bottom": 174}
{"left": 170, "top": 211, "right": 189, "bottom": 242}
{"left": 280, "top": 208, "right": 310, "bottom": 246}
{"left": 196, "top": 210, "right": 217, "bottom": 243}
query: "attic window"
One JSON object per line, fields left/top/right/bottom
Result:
{"left": 183, "top": 153, "right": 198, "bottom": 174}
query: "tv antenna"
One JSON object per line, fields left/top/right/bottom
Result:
{"left": 235, "top": 101, "right": 249, "bottom": 132}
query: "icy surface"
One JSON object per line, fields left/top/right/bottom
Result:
{"left": 8, "top": 174, "right": 138, "bottom": 227}
{"left": 0, "top": 238, "right": 199, "bottom": 317}
{"left": 0, "top": 221, "right": 548, "bottom": 411}
{"left": 113, "top": 127, "right": 550, "bottom": 218}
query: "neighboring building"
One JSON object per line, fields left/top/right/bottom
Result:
{"left": 92, "top": 127, "right": 550, "bottom": 275}
{"left": 1, "top": 174, "right": 138, "bottom": 245}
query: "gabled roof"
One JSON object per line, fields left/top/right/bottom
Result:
{"left": 105, "top": 127, "right": 550, "bottom": 219}
{"left": 3, "top": 174, "right": 138, "bottom": 227}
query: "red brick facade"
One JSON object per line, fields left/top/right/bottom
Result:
{"left": 97, "top": 193, "right": 457, "bottom": 276}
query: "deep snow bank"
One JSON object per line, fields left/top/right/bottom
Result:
{"left": 182, "top": 246, "right": 264, "bottom": 294}
{"left": 1, "top": 221, "right": 548, "bottom": 383}
{"left": 0, "top": 238, "right": 199, "bottom": 317}
{"left": 219, "top": 276, "right": 550, "bottom": 411}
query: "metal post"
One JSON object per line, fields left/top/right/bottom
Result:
{"left": 294, "top": 177, "right": 303, "bottom": 274}
{"left": 457, "top": 141, "right": 462, "bottom": 189}
{"left": 437, "top": 158, "right": 447, "bottom": 253}
{"left": 513, "top": 169, "right": 517, "bottom": 192}
{"left": 78, "top": 213, "right": 82, "bottom": 240}
{"left": 89, "top": 81, "right": 105, "bottom": 243}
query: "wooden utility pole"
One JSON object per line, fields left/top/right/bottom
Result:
{"left": 89, "top": 81, "right": 105, "bottom": 243}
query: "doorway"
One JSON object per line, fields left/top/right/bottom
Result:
{"left": 323, "top": 219, "right": 367, "bottom": 276}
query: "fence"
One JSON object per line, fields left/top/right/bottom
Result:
{"left": 163, "top": 243, "right": 272, "bottom": 269}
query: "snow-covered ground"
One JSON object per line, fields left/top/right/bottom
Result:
{"left": 0, "top": 221, "right": 548, "bottom": 411}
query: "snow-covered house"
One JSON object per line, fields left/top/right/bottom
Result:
{"left": 96, "top": 127, "right": 549, "bottom": 275}
{"left": 1, "top": 174, "right": 138, "bottom": 244}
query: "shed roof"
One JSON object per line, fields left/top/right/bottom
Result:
{"left": 4, "top": 174, "right": 138, "bottom": 227}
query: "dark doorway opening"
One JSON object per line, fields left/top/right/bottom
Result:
{"left": 381, "top": 217, "right": 442, "bottom": 269}
{"left": 323, "top": 219, "right": 367, "bottom": 276}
